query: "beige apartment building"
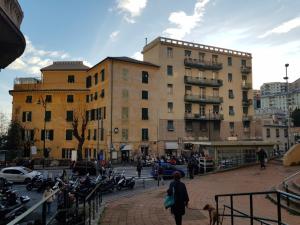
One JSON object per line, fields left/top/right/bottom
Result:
{"left": 143, "top": 37, "right": 254, "bottom": 155}
{"left": 9, "top": 37, "right": 255, "bottom": 161}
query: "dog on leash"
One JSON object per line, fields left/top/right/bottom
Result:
{"left": 203, "top": 204, "right": 218, "bottom": 225}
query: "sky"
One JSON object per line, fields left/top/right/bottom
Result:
{"left": 1, "top": 0, "right": 300, "bottom": 116}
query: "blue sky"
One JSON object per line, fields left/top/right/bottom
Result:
{"left": 1, "top": 0, "right": 300, "bottom": 116}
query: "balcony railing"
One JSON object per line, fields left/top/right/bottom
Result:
{"left": 241, "top": 82, "right": 252, "bottom": 89}
{"left": 241, "top": 66, "right": 252, "bottom": 74}
{"left": 184, "top": 76, "right": 223, "bottom": 87}
{"left": 242, "top": 98, "right": 252, "bottom": 106}
{"left": 13, "top": 83, "right": 42, "bottom": 91}
{"left": 185, "top": 113, "right": 224, "bottom": 121}
{"left": 184, "top": 58, "right": 223, "bottom": 70}
{"left": 184, "top": 94, "right": 223, "bottom": 104}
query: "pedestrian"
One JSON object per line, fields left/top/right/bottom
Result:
{"left": 136, "top": 160, "right": 143, "bottom": 178}
{"left": 158, "top": 164, "right": 164, "bottom": 185}
{"left": 167, "top": 171, "right": 189, "bottom": 225}
{"left": 187, "top": 160, "right": 194, "bottom": 179}
{"left": 60, "top": 169, "right": 68, "bottom": 183}
{"left": 257, "top": 148, "right": 267, "bottom": 169}
{"left": 43, "top": 185, "right": 54, "bottom": 214}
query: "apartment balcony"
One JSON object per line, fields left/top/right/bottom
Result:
{"left": 241, "top": 82, "right": 252, "bottom": 89}
{"left": 185, "top": 113, "right": 224, "bottom": 121}
{"left": 242, "top": 98, "right": 252, "bottom": 106}
{"left": 184, "top": 58, "right": 223, "bottom": 71}
{"left": 241, "top": 66, "right": 252, "bottom": 74}
{"left": 184, "top": 76, "right": 223, "bottom": 87}
{"left": 184, "top": 94, "right": 223, "bottom": 104}
{"left": 242, "top": 115, "right": 252, "bottom": 121}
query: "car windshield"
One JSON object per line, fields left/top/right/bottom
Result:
{"left": 22, "top": 167, "right": 32, "bottom": 173}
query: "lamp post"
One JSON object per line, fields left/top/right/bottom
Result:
{"left": 283, "top": 63, "right": 290, "bottom": 151}
{"left": 37, "top": 97, "right": 47, "bottom": 166}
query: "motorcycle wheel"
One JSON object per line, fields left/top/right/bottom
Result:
{"left": 26, "top": 184, "right": 33, "bottom": 191}
{"left": 117, "top": 185, "right": 122, "bottom": 191}
{"left": 129, "top": 184, "right": 135, "bottom": 189}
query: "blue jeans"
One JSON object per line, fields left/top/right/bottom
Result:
{"left": 47, "top": 202, "right": 52, "bottom": 214}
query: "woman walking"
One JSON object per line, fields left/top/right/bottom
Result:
{"left": 167, "top": 171, "right": 189, "bottom": 225}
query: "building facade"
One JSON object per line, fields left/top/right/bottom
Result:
{"left": 10, "top": 37, "right": 256, "bottom": 160}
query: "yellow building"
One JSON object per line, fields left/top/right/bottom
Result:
{"left": 9, "top": 37, "right": 255, "bottom": 161}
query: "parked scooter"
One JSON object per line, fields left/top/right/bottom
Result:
{"left": 26, "top": 174, "right": 54, "bottom": 192}
{"left": 116, "top": 172, "right": 135, "bottom": 190}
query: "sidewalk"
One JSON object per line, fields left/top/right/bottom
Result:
{"left": 100, "top": 162, "right": 300, "bottom": 225}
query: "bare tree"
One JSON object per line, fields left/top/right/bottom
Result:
{"left": 72, "top": 107, "right": 88, "bottom": 161}
{"left": 0, "top": 111, "right": 9, "bottom": 136}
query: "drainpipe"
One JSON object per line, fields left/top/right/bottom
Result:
{"left": 110, "top": 60, "right": 114, "bottom": 161}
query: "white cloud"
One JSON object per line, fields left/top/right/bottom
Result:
{"left": 132, "top": 51, "right": 143, "bottom": 61}
{"left": 163, "top": 0, "right": 210, "bottom": 39}
{"left": 110, "top": 30, "right": 120, "bottom": 41}
{"left": 259, "top": 17, "right": 300, "bottom": 38}
{"left": 8, "top": 36, "right": 91, "bottom": 75}
{"left": 116, "top": 0, "right": 147, "bottom": 23}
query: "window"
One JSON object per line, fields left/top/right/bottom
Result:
{"left": 266, "top": 128, "right": 270, "bottom": 138}
{"left": 199, "top": 52, "right": 205, "bottom": 61}
{"left": 86, "top": 76, "right": 92, "bottom": 88}
{"left": 229, "top": 122, "right": 234, "bottom": 131}
{"left": 198, "top": 70, "right": 204, "bottom": 78}
{"left": 122, "top": 129, "right": 128, "bottom": 141}
{"left": 67, "top": 95, "right": 74, "bottom": 103}
{"left": 122, "top": 68, "right": 129, "bottom": 80}
{"left": 41, "top": 129, "right": 54, "bottom": 141}
{"left": 100, "top": 89, "right": 105, "bottom": 98}
{"left": 241, "top": 59, "right": 246, "bottom": 66}
{"left": 94, "top": 73, "right": 98, "bottom": 85}
{"left": 167, "top": 47, "right": 173, "bottom": 58}
{"left": 185, "top": 85, "right": 192, "bottom": 94}
{"left": 185, "top": 103, "right": 192, "bottom": 113}
{"left": 66, "top": 129, "right": 73, "bottom": 140}
{"left": 25, "top": 96, "right": 32, "bottom": 103}
{"left": 86, "top": 110, "right": 90, "bottom": 121}
{"left": 100, "top": 127, "right": 104, "bottom": 141}
{"left": 90, "top": 94, "right": 93, "bottom": 102}
{"left": 141, "top": 128, "right": 149, "bottom": 141}
{"left": 103, "top": 107, "right": 106, "bottom": 119}
{"left": 142, "top": 108, "right": 149, "bottom": 120}
{"left": 185, "top": 68, "right": 192, "bottom": 76}
{"left": 213, "top": 88, "right": 219, "bottom": 97}
{"left": 122, "top": 107, "right": 129, "bottom": 120}
{"left": 167, "top": 65, "right": 173, "bottom": 76}
{"left": 87, "top": 129, "right": 91, "bottom": 140}
{"left": 22, "top": 129, "right": 34, "bottom": 141}
{"left": 167, "top": 84, "right": 173, "bottom": 95}
{"left": 227, "top": 57, "right": 232, "bottom": 66}
{"left": 200, "top": 105, "right": 205, "bottom": 116}
{"left": 66, "top": 111, "right": 73, "bottom": 122}
{"left": 229, "top": 106, "right": 235, "bottom": 115}
{"left": 93, "top": 129, "right": 97, "bottom": 140}
{"left": 142, "top": 71, "right": 148, "bottom": 83}
{"left": 22, "top": 111, "right": 32, "bottom": 122}
{"left": 86, "top": 95, "right": 89, "bottom": 103}
{"left": 185, "top": 121, "right": 192, "bottom": 131}
{"left": 212, "top": 72, "right": 218, "bottom": 79}
{"left": 62, "top": 148, "right": 73, "bottom": 159}
{"left": 200, "top": 122, "right": 207, "bottom": 131}
{"left": 91, "top": 109, "right": 95, "bottom": 120}
{"left": 167, "top": 120, "right": 174, "bottom": 131}
{"left": 68, "top": 75, "right": 75, "bottom": 83}
{"left": 212, "top": 55, "right": 218, "bottom": 63}
{"left": 45, "top": 95, "right": 52, "bottom": 103}
{"left": 142, "top": 90, "right": 148, "bottom": 100}
{"left": 213, "top": 105, "right": 219, "bottom": 114}
{"left": 94, "top": 92, "right": 98, "bottom": 100}
{"left": 168, "top": 102, "right": 173, "bottom": 113}
{"left": 200, "top": 87, "right": 206, "bottom": 98}
{"left": 228, "top": 90, "right": 234, "bottom": 99}
{"left": 276, "top": 129, "right": 280, "bottom": 137}
{"left": 101, "top": 69, "right": 105, "bottom": 81}
{"left": 122, "top": 89, "right": 129, "bottom": 99}
{"left": 184, "top": 50, "right": 191, "bottom": 57}
{"left": 45, "top": 111, "right": 51, "bottom": 122}
{"left": 228, "top": 73, "right": 232, "bottom": 82}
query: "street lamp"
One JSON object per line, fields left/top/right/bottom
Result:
{"left": 283, "top": 63, "right": 290, "bottom": 151}
{"left": 37, "top": 97, "right": 48, "bottom": 163}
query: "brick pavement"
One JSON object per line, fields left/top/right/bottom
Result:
{"left": 100, "top": 163, "right": 300, "bottom": 225}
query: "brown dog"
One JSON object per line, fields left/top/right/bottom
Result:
{"left": 203, "top": 204, "right": 218, "bottom": 225}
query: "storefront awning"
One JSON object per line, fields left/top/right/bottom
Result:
{"left": 165, "top": 142, "right": 179, "bottom": 150}
{"left": 121, "top": 144, "right": 133, "bottom": 151}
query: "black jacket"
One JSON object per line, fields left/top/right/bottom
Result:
{"left": 167, "top": 180, "right": 189, "bottom": 215}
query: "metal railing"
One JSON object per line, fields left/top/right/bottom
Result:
{"left": 184, "top": 76, "right": 223, "bottom": 87}
{"left": 282, "top": 169, "right": 300, "bottom": 207}
{"left": 215, "top": 190, "right": 300, "bottom": 225}
{"left": 184, "top": 94, "right": 223, "bottom": 104}
{"left": 184, "top": 58, "right": 223, "bottom": 70}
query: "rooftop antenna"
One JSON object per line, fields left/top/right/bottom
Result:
{"left": 145, "top": 38, "right": 148, "bottom": 46}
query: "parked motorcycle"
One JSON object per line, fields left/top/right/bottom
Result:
{"left": 116, "top": 174, "right": 135, "bottom": 190}
{"left": 26, "top": 174, "right": 54, "bottom": 192}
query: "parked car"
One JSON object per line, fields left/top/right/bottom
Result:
{"left": 0, "top": 167, "right": 41, "bottom": 183}
{"left": 151, "top": 162, "right": 185, "bottom": 179}
{"left": 72, "top": 161, "right": 97, "bottom": 176}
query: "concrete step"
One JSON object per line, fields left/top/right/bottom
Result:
{"left": 266, "top": 192, "right": 300, "bottom": 216}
